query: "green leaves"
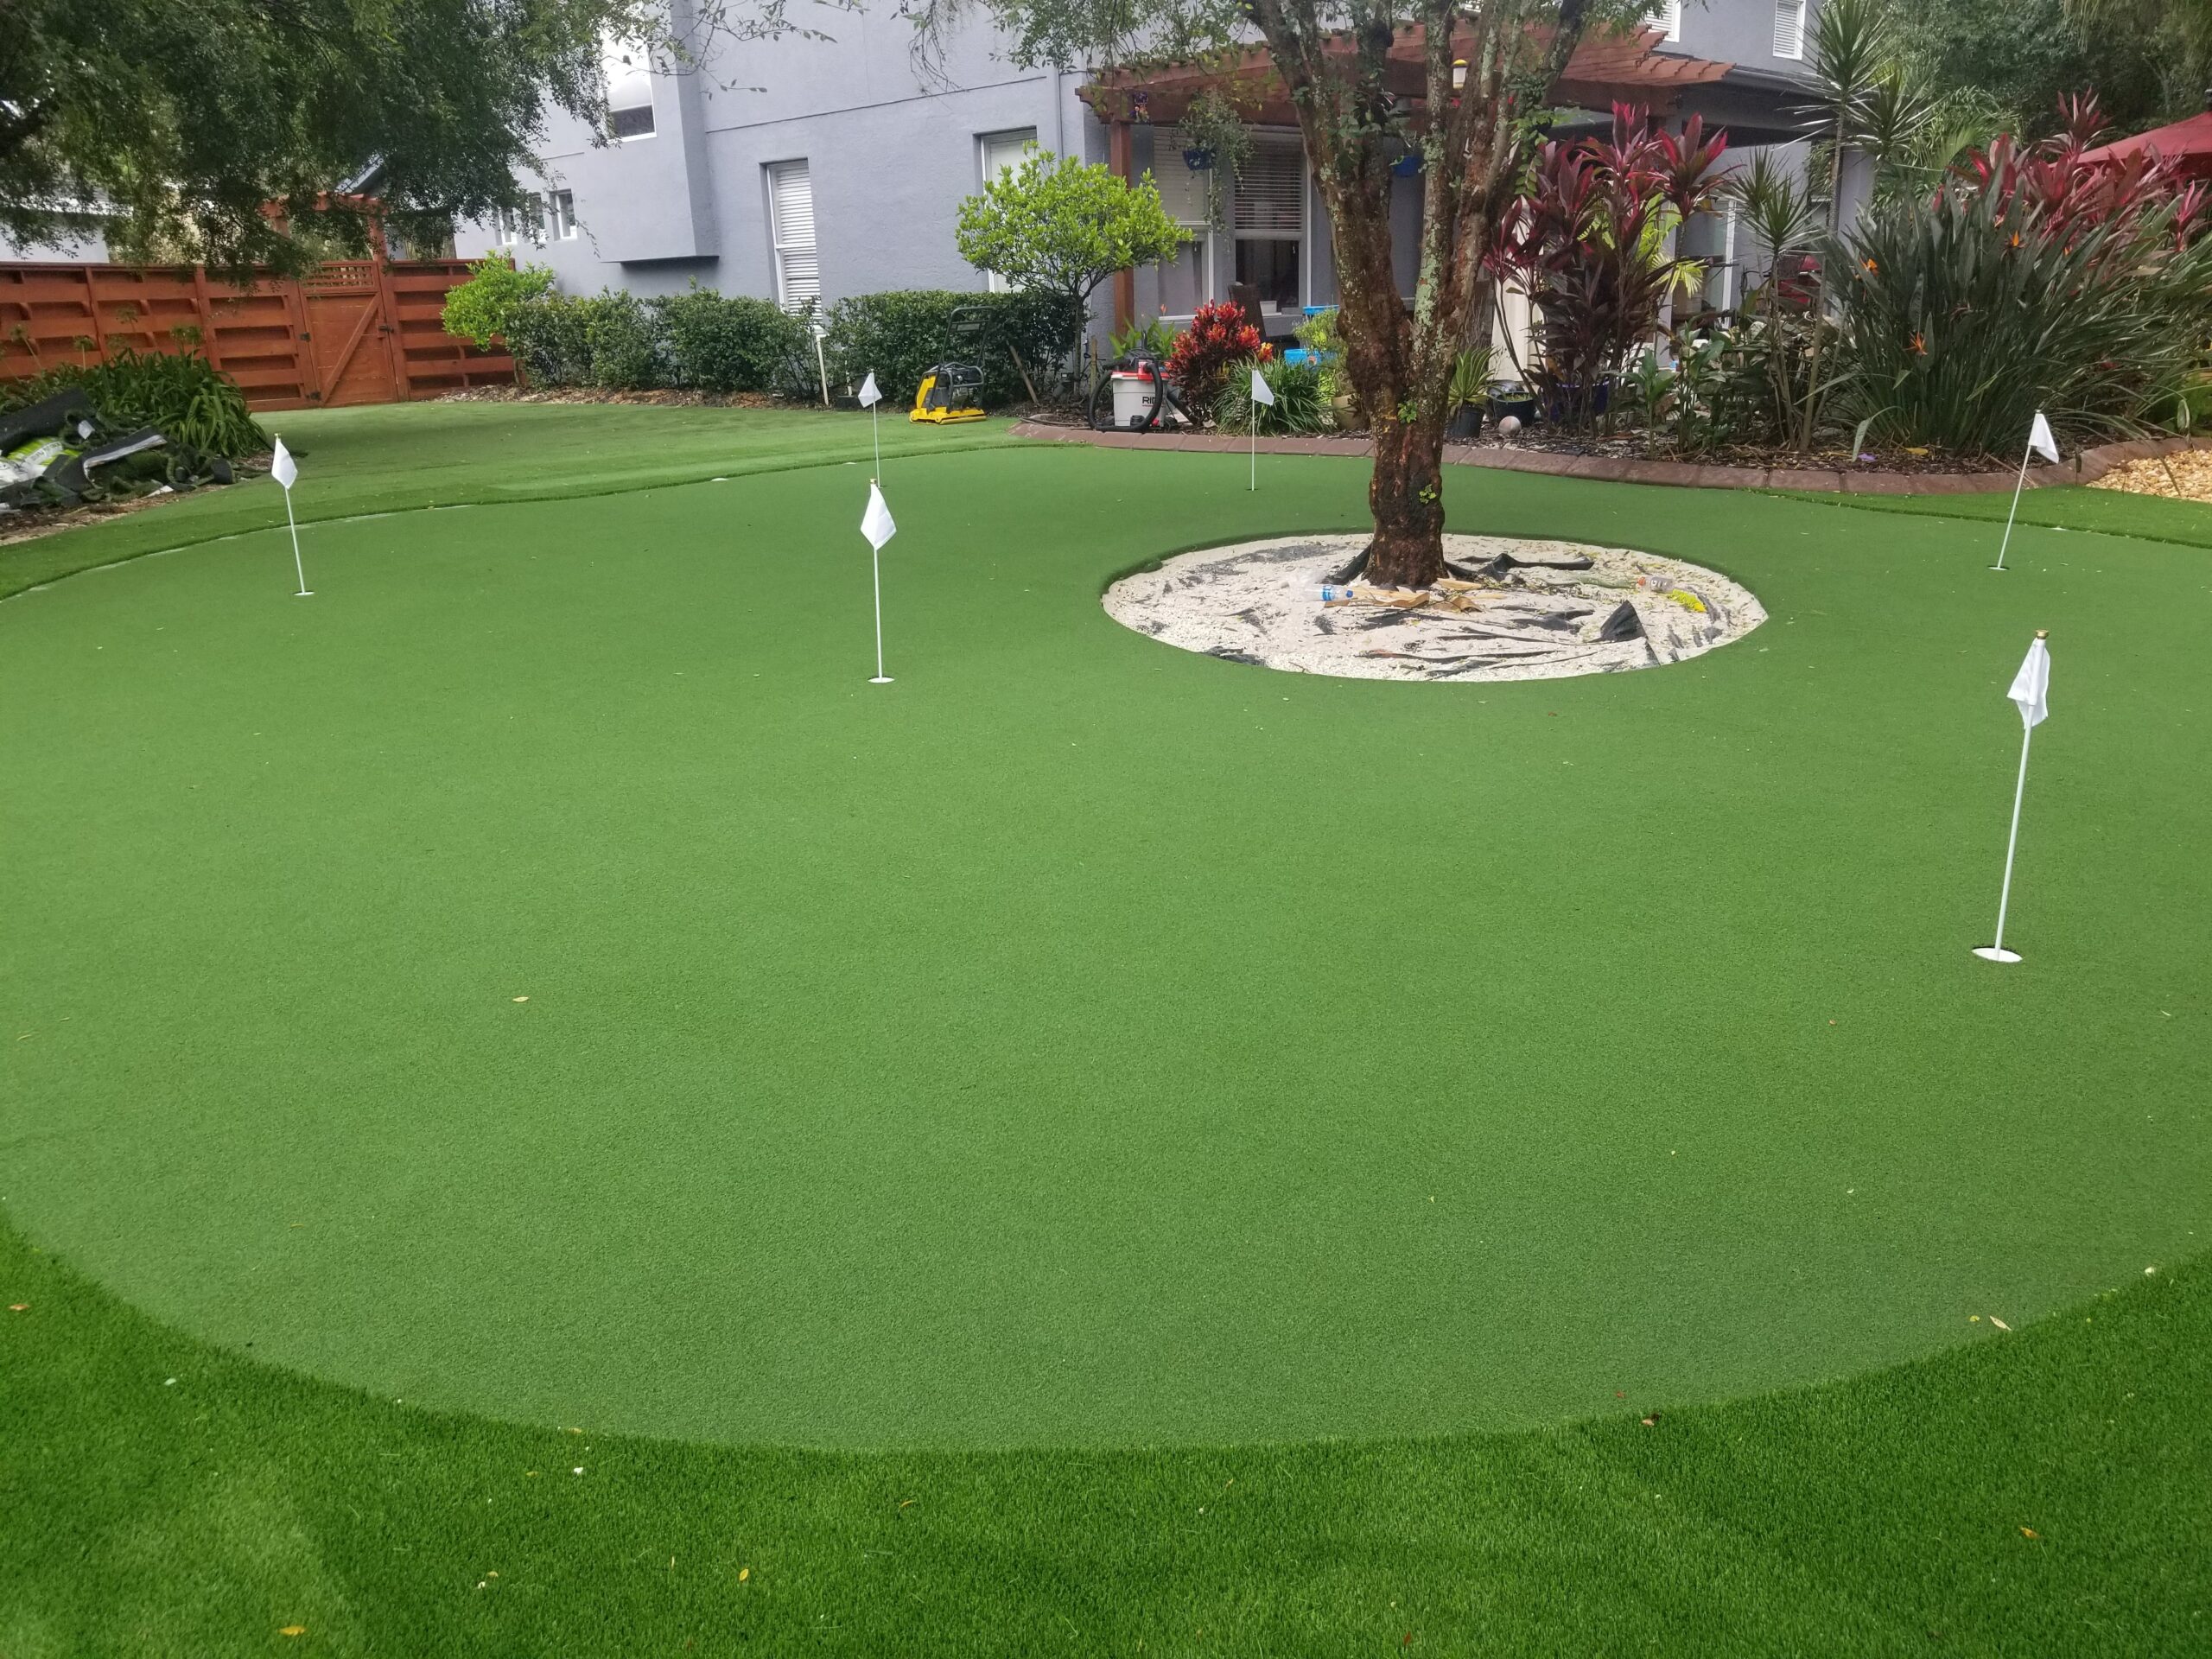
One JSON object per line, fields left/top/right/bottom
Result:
{"left": 954, "top": 150, "right": 1190, "bottom": 312}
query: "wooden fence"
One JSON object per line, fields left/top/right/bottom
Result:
{"left": 0, "top": 259, "right": 514, "bottom": 411}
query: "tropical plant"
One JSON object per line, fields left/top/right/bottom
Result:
{"left": 1212, "top": 356, "right": 1330, "bottom": 435}
{"left": 1446, "top": 346, "right": 1493, "bottom": 410}
{"left": 1107, "top": 315, "right": 1179, "bottom": 359}
{"left": 1164, "top": 299, "right": 1266, "bottom": 411}
{"left": 1721, "top": 153, "right": 1832, "bottom": 446}
{"left": 955, "top": 151, "right": 1187, "bottom": 332}
{"left": 0, "top": 348, "right": 265, "bottom": 456}
{"left": 441, "top": 256, "right": 557, "bottom": 352}
{"left": 1835, "top": 106, "right": 2212, "bottom": 454}
{"left": 1488, "top": 105, "right": 1726, "bottom": 431}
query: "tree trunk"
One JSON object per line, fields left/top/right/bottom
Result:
{"left": 1364, "top": 415, "right": 1448, "bottom": 587}
{"left": 1246, "top": 0, "right": 1593, "bottom": 590}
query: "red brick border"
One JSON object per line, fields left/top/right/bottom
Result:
{"left": 1007, "top": 421, "right": 2209, "bottom": 496}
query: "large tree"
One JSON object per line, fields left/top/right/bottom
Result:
{"left": 0, "top": 0, "right": 796, "bottom": 272}
{"left": 925, "top": 0, "right": 1644, "bottom": 588}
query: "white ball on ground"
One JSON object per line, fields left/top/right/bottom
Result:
{"left": 1496, "top": 415, "right": 1522, "bottom": 439}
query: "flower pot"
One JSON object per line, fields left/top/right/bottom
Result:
{"left": 1182, "top": 147, "right": 1214, "bottom": 171}
{"left": 1331, "top": 395, "right": 1361, "bottom": 434}
{"left": 1488, "top": 392, "right": 1536, "bottom": 427}
{"left": 1446, "top": 403, "right": 1484, "bottom": 442}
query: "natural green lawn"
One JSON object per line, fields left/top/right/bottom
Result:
{"left": 3, "top": 404, "right": 2208, "bottom": 1651}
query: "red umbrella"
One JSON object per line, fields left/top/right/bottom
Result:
{"left": 2081, "top": 109, "right": 2212, "bottom": 179}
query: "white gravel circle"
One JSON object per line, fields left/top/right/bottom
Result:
{"left": 1103, "top": 533, "right": 1766, "bottom": 683}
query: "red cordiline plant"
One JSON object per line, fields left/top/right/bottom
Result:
{"left": 1487, "top": 105, "right": 1726, "bottom": 431}
{"left": 1164, "top": 299, "right": 1268, "bottom": 412}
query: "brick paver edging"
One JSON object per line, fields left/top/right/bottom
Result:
{"left": 1007, "top": 421, "right": 2209, "bottom": 497}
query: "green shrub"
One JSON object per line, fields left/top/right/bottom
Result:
{"left": 1, "top": 347, "right": 264, "bottom": 457}
{"left": 502, "top": 292, "right": 594, "bottom": 388}
{"left": 820, "top": 289, "right": 1080, "bottom": 407}
{"left": 484, "top": 283, "right": 1082, "bottom": 404}
{"left": 1211, "top": 355, "right": 1330, "bottom": 435}
{"left": 440, "top": 255, "right": 556, "bottom": 350}
{"left": 651, "top": 288, "right": 810, "bottom": 394}
{"left": 581, "top": 292, "right": 664, "bottom": 391}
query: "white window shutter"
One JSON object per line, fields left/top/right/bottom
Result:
{"left": 1234, "top": 137, "right": 1304, "bottom": 236}
{"left": 767, "top": 161, "right": 819, "bottom": 312}
{"left": 1646, "top": 2, "right": 1682, "bottom": 41}
{"left": 1774, "top": 0, "right": 1806, "bottom": 60}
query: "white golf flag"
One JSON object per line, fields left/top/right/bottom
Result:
{"left": 2006, "top": 634, "right": 2051, "bottom": 728}
{"left": 1249, "top": 365, "right": 1276, "bottom": 406}
{"left": 858, "top": 371, "right": 882, "bottom": 408}
{"left": 861, "top": 480, "right": 895, "bottom": 550}
{"left": 2028, "top": 410, "right": 2060, "bottom": 465}
{"left": 270, "top": 435, "right": 298, "bottom": 491}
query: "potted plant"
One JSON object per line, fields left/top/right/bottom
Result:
{"left": 1446, "top": 346, "right": 1491, "bottom": 441}
{"left": 1489, "top": 382, "right": 1537, "bottom": 429}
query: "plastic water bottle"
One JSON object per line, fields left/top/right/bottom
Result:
{"left": 1315, "top": 584, "right": 1362, "bottom": 602}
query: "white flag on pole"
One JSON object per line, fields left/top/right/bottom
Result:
{"left": 270, "top": 435, "right": 298, "bottom": 491}
{"left": 2006, "top": 633, "right": 2051, "bottom": 728}
{"left": 2028, "top": 410, "right": 2060, "bottom": 465}
{"left": 1249, "top": 365, "right": 1276, "bottom": 406}
{"left": 861, "top": 480, "right": 896, "bottom": 550}
{"left": 858, "top": 371, "right": 882, "bottom": 408}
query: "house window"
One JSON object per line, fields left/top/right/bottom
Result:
{"left": 604, "top": 38, "right": 656, "bottom": 138}
{"left": 978, "top": 129, "right": 1038, "bottom": 292}
{"left": 1233, "top": 134, "right": 1304, "bottom": 316}
{"left": 498, "top": 200, "right": 543, "bottom": 246}
{"left": 1773, "top": 0, "right": 1807, "bottom": 60}
{"left": 766, "top": 160, "right": 819, "bottom": 312}
{"left": 1149, "top": 129, "right": 1212, "bottom": 317}
{"left": 549, "top": 191, "right": 577, "bottom": 240}
{"left": 1645, "top": 2, "right": 1682, "bottom": 41}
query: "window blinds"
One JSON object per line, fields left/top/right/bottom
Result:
{"left": 767, "top": 161, "right": 819, "bottom": 311}
{"left": 1645, "top": 2, "right": 1681, "bottom": 40}
{"left": 1150, "top": 130, "right": 1207, "bottom": 226}
{"left": 1234, "top": 137, "right": 1304, "bottom": 237}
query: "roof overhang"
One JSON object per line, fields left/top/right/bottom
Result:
{"left": 1078, "top": 23, "right": 1732, "bottom": 129}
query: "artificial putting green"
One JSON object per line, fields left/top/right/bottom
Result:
{"left": 1, "top": 421, "right": 2207, "bottom": 1456}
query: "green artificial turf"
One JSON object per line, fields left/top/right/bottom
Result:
{"left": 3, "top": 405, "right": 2209, "bottom": 1649}
{"left": 5, "top": 1217, "right": 2206, "bottom": 1656}
{"left": 1787, "top": 479, "right": 2212, "bottom": 550}
{"left": 0, "top": 399, "right": 1017, "bottom": 600}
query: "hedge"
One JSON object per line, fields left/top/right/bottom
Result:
{"left": 490, "top": 283, "right": 1079, "bottom": 406}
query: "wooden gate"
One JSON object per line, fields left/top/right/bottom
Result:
{"left": 0, "top": 259, "right": 513, "bottom": 411}
{"left": 300, "top": 260, "right": 399, "bottom": 407}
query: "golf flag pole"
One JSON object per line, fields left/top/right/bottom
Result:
{"left": 860, "top": 480, "right": 896, "bottom": 683}
{"left": 270, "top": 435, "right": 308, "bottom": 596}
{"left": 858, "top": 371, "right": 882, "bottom": 482}
{"left": 1993, "top": 411, "right": 2060, "bottom": 571}
{"left": 1975, "top": 631, "right": 2051, "bottom": 963}
{"left": 1248, "top": 365, "right": 1275, "bottom": 493}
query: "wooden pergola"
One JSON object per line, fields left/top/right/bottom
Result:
{"left": 1080, "top": 22, "right": 1732, "bottom": 326}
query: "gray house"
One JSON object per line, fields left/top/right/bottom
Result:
{"left": 460, "top": 2, "right": 1830, "bottom": 337}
